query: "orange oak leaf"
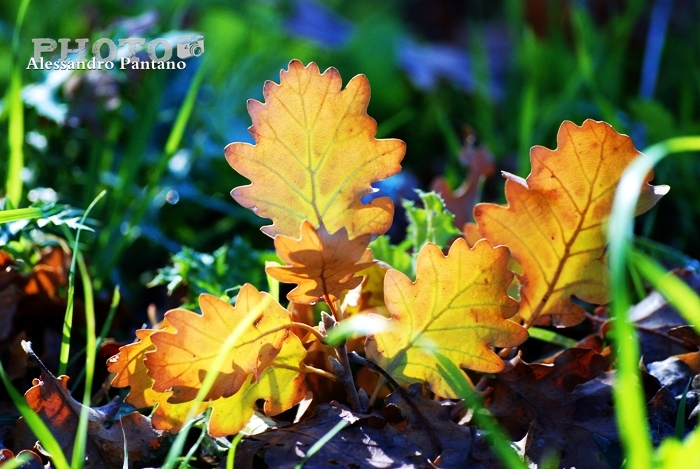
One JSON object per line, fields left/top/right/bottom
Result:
{"left": 365, "top": 238, "right": 528, "bottom": 398}
{"left": 266, "top": 220, "right": 374, "bottom": 304}
{"left": 14, "top": 344, "right": 163, "bottom": 469}
{"left": 107, "top": 320, "right": 176, "bottom": 410}
{"left": 146, "top": 285, "right": 290, "bottom": 403}
{"left": 474, "top": 120, "right": 669, "bottom": 327}
{"left": 109, "top": 330, "right": 307, "bottom": 437}
{"left": 224, "top": 60, "right": 405, "bottom": 239}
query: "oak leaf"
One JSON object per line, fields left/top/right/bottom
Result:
{"left": 365, "top": 238, "right": 528, "bottom": 398}
{"left": 224, "top": 60, "right": 405, "bottom": 239}
{"left": 146, "top": 285, "right": 290, "bottom": 402}
{"left": 14, "top": 345, "right": 163, "bottom": 469}
{"left": 265, "top": 220, "right": 374, "bottom": 304}
{"left": 109, "top": 329, "right": 307, "bottom": 437}
{"left": 474, "top": 120, "right": 669, "bottom": 327}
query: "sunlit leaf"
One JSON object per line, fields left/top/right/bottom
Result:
{"left": 109, "top": 329, "right": 307, "bottom": 437}
{"left": 365, "top": 238, "right": 528, "bottom": 398}
{"left": 146, "top": 286, "right": 290, "bottom": 402}
{"left": 225, "top": 60, "right": 405, "bottom": 239}
{"left": 474, "top": 120, "right": 669, "bottom": 327}
{"left": 265, "top": 220, "right": 374, "bottom": 304}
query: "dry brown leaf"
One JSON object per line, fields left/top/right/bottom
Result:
{"left": 13, "top": 345, "right": 163, "bottom": 469}
{"left": 487, "top": 348, "right": 616, "bottom": 468}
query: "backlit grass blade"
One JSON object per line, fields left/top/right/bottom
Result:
{"left": 178, "top": 420, "right": 208, "bottom": 469}
{"left": 4, "top": 0, "right": 32, "bottom": 209}
{"left": 608, "top": 136, "right": 700, "bottom": 469}
{"left": 72, "top": 251, "right": 96, "bottom": 469}
{"left": 5, "top": 68, "right": 24, "bottom": 209}
{"left": 0, "top": 207, "right": 45, "bottom": 224}
{"left": 58, "top": 191, "right": 105, "bottom": 376}
{"left": 226, "top": 433, "right": 244, "bottom": 469}
{"left": 435, "top": 352, "right": 528, "bottom": 469}
{"left": 528, "top": 327, "right": 577, "bottom": 348}
{"left": 294, "top": 419, "right": 349, "bottom": 469}
{"left": 632, "top": 251, "right": 700, "bottom": 335}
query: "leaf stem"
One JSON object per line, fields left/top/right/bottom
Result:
{"left": 231, "top": 322, "right": 325, "bottom": 348}
{"left": 291, "top": 322, "right": 326, "bottom": 341}
{"left": 274, "top": 363, "right": 338, "bottom": 382}
{"left": 326, "top": 296, "right": 340, "bottom": 322}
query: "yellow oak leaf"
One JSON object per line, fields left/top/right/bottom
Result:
{"left": 108, "top": 330, "right": 307, "bottom": 437}
{"left": 266, "top": 220, "right": 374, "bottom": 304}
{"left": 146, "top": 285, "right": 290, "bottom": 403}
{"left": 474, "top": 120, "right": 669, "bottom": 327}
{"left": 365, "top": 238, "right": 528, "bottom": 398}
{"left": 224, "top": 60, "right": 405, "bottom": 239}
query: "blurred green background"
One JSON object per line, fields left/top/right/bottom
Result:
{"left": 2, "top": 0, "right": 700, "bottom": 314}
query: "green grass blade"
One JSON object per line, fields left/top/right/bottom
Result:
{"left": 97, "top": 286, "right": 121, "bottom": 343}
{"left": 294, "top": 419, "right": 349, "bottom": 469}
{"left": 675, "top": 378, "right": 692, "bottom": 440}
{"left": 178, "top": 422, "right": 208, "bottom": 469}
{"left": 227, "top": 433, "right": 244, "bottom": 469}
{"left": 0, "top": 359, "right": 70, "bottom": 469}
{"left": 71, "top": 252, "right": 96, "bottom": 469}
{"left": 654, "top": 425, "right": 700, "bottom": 468}
{"left": 632, "top": 251, "right": 700, "bottom": 335}
{"left": 58, "top": 191, "right": 105, "bottom": 376}
{"left": 265, "top": 261, "right": 280, "bottom": 302}
{"left": 4, "top": 0, "right": 31, "bottom": 209}
{"left": 5, "top": 68, "right": 24, "bottom": 209}
{"left": 0, "top": 207, "right": 45, "bottom": 224}
{"left": 608, "top": 136, "right": 700, "bottom": 469}
{"left": 435, "top": 353, "right": 528, "bottom": 469}
{"left": 0, "top": 452, "right": 33, "bottom": 469}
{"left": 164, "top": 62, "right": 206, "bottom": 158}
{"left": 161, "top": 294, "right": 273, "bottom": 469}
{"left": 528, "top": 327, "right": 577, "bottom": 348}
